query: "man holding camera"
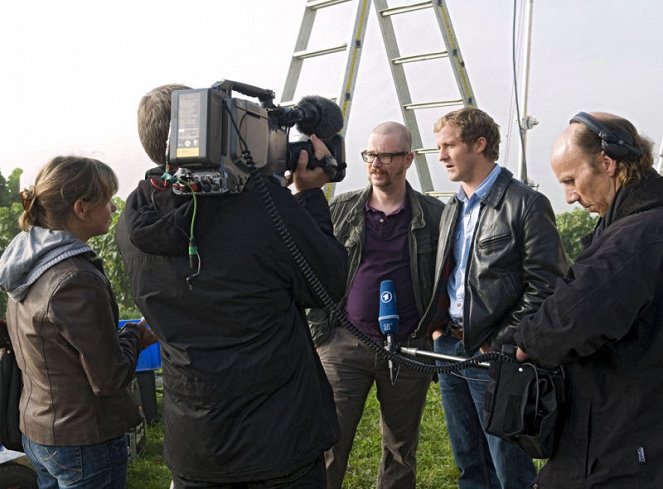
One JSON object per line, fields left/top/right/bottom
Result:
{"left": 308, "top": 121, "right": 443, "bottom": 488}
{"left": 116, "top": 84, "right": 348, "bottom": 488}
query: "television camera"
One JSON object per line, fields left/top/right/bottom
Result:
{"left": 166, "top": 79, "right": 346, "bottom": 196}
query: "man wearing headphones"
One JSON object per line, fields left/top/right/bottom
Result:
{"left": 515, "top": 112, "right": 663, "bottom": 487}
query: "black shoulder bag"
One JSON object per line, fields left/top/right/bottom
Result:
{"left": 483, "top": 347, "right": 566, "bottom": 459}
{"left": 0, "top": 320, "right": 22, "bottom": 451}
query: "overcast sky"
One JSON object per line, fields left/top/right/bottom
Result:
{"left": 1, "top": 0, "right": 661, "bottom": 213}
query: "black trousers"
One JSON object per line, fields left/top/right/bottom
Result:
{"left": 171, "top": 456, "right": 326, "bottom": 489}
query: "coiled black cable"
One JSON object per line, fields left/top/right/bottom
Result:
{"left": 244, "top": 153, "right": 513, "bottom": 375}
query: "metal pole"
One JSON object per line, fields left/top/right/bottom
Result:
{"left": 517, "top": 0, "right": 536, "bottom": 184}
{"left": 399, "top": 346, "right": 490, "bottom": 369}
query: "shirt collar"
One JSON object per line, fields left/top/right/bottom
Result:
{"left": 365, "top": 199, "right": 408, "bottom": 216}
{"left": 456, "top": 164, "right": 502, "bottom": 203}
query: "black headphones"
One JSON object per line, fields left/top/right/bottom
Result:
{"left": 570, "top": 112, "right": 641, "bottom": 160}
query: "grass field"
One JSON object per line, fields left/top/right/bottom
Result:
{"left": 126, "top": 382, "right": 461, "bottom": 489}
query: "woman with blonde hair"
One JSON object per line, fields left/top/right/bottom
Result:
{"left": 0, "top": 155, "right": 156, "bottom": 489}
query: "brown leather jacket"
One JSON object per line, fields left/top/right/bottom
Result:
{"left": 6, "top": 254, "right": 142, "bottom": 445}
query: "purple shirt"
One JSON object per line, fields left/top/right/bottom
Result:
{"left": 344, "top": 201, "right": 420, "bottom": 343}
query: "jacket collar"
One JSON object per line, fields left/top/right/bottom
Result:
{"left": 349, "top": 181, "right": 425, "bottom": 227}
{"left": 605, "top": 170, "right": 663, "bottom": 224}
{"left": 448, "top": 167, "right": 513, "bottom": 210}
{"left": 589, "top": 170, "right": 663, "bottom": 245}
{"left": 479, "top": 167, "right": 513, "bottom": 209}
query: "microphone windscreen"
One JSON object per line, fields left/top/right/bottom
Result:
{"left": 378, "top": 280, "right": 399, "bottom": 336}
{"left": 295, "top": 95, "right": 343, "bottom": 139}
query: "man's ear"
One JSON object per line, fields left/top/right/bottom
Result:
{"left": 473, "top": 137, "right": 487, "bottom": 154}
{"left": 600, "top": 151, "right": 618, "bottom": 177}
{"left": 404, "top": 151, "right": 414, "bottom": 170}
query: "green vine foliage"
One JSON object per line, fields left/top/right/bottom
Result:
{"left": 555, "top": 208, "right": 599, "bottom": 262}
{"left": 89, "top": 197, "right": 141, "bottom": 319}
{"left": 0, "top": 168, "right": 23, "bottom": 317}
{"left": 0, "top": 203, "right": 23, "bottom": 317}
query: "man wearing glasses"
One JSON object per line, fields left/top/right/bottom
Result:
{"left": 308, "top": 121, "right": 443, "bottom": 488}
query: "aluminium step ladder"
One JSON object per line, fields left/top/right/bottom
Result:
{"left": 281, "top": 0, "right": 476, "bottom": 194}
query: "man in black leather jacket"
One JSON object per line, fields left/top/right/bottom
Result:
{"left": 421, "top": 107, "right": 568, "bottom": 489}
{"left": 116, "top": 84, "right": 348, "bottom": 488}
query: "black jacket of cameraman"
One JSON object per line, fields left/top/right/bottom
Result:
{"left": 115, "top": 175, "right": 347, "bottom": 483}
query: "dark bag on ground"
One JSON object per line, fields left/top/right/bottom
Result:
{"left": 483, "top": 347, "right": 566, "bottom": 459}
{"left": 0, "top": 320, "right": 22, "bottom": 451}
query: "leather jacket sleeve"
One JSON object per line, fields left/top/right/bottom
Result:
{"left": 491, "top": 193, "right": 569, "bottom": 350}
{"left": 48, "top": 270, "right": 140, "bottom": 396}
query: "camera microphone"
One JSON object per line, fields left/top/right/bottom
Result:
{"left": 293, "top": 95, "right": 343, "bottom": 140}
{"left": 284, "top": 96, "right": 346, "bottom": 182}
{"left": 379, "top": 280, "right": 399, "bottom": 385}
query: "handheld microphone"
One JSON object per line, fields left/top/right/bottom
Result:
{"left": 379, "top": 280, "right": 399, "bottom": 337}
{"left": 379, "top": 280, "right": 399, "bottom": 385}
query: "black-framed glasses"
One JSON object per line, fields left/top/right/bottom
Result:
{"left": 361, "top": 150, "right": 408, "bottom": 164}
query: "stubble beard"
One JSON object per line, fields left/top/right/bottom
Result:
{"left": 369, "top": 166, "right": 405, "bottom": 189}
{"left": 445, "top": 166, "right": 461, "bottom": 183}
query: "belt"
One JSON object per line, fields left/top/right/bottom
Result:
{"left": 448, "top": 319, "right": 463, "bottom": 341}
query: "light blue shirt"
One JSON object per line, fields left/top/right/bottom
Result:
{"left": 447, "top": 164, "right": 502, "bottom": 324}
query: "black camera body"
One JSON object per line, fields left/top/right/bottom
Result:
{"left": 167, "top": 80, "right": 346, "bottom": 195}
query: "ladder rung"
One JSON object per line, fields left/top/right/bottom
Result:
{"left": 307, "top": 0, "right": 352, "bottom": 9}
{"left": 415, "top": 147, "right": 439, "bottom": 155}
{"left": 294, "top": 44, "right": 348, "bottom": 59}
{"left": 404, "top": 99, "right": 464, "bottom": 110}
{"left": 427, "top": 190, "right": 457, "bottom": 198}
{"left": 380, "top": 1, "right": 432, "bottom": 16}
{"left": 393, "top": 51, "right": 449, "bottom": 64}
{"left": 280, "top": 97, "right": 338, "bottom": 108}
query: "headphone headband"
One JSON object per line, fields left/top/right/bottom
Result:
{"left": 570, "top": 111, "right": 641, "bottom": 160}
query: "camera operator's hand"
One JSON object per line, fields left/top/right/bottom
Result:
{"left": 290, "top": 134, "right": 331, "bottom": 193}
